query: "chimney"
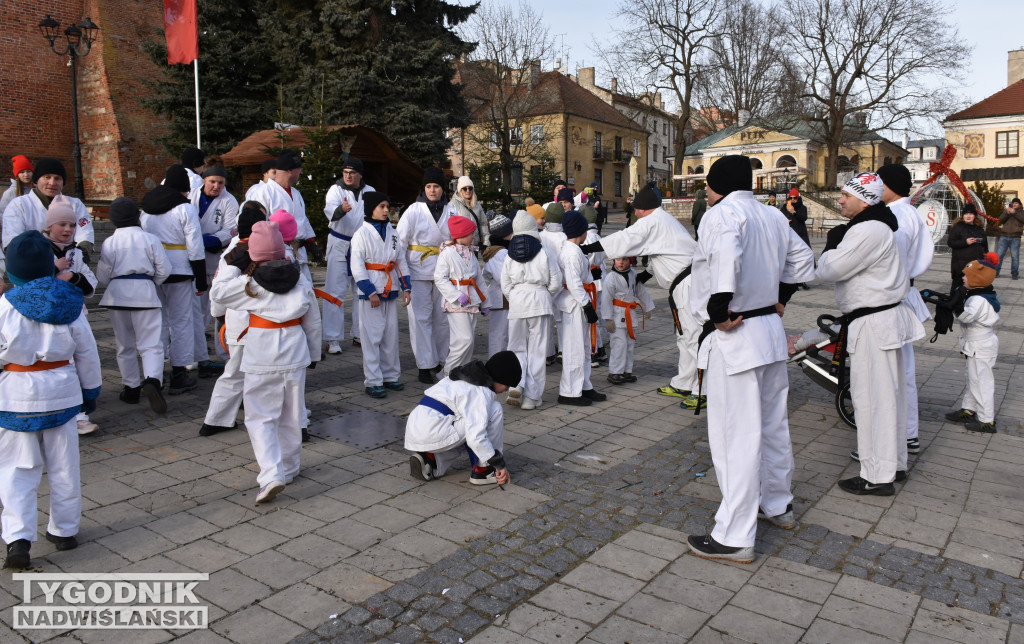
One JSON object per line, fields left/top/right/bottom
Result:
{"left": 1010, "top": 48, "right": 1024, "bottom": 86}
{"left": 737, "top": 109, "right": 751, "bottom": 127}
{"left": 902, "top": 131, "right": 909, "bottom": 150}
{"left": 528, "top": 60, "right": 541, "bottom": 88}
{"left": 611, "top": 77, "right": 618, "bottom": 93}
{"left": 578, "top": 67, "right": 596, "bottom": 89}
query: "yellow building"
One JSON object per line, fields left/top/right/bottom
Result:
{"left": 678, "top": 116, "right": 907, "bottom": 194}
{"left": 448, "top": 67, "right": 648, "bottom": 207}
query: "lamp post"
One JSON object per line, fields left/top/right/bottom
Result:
{"left": 782, "top": 167, "right": 790, "bottom": 194}
{"left": 38, "top": 15, "right": 99, "bottom": 201}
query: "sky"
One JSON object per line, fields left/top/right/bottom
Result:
{"left": 474, "top": 0, "right": 1024, "bottom": 134}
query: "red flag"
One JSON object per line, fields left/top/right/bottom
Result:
{"left": 164, "top": 0, "right": 198, "bottom": 65}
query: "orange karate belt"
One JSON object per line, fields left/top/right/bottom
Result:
{"left": 451, "top": 278, "right": 487, "bottom": 304}
{"left": 236, "top": 313, "right": 301, "bottom": 341}
{"left": 612, "top": 299, "right": 645, "bottom": 340}
{"left": 4, "top": 360, "right": 70, "bottom": 372}
{"left": 564, "top": 282, "right": 599, "bottom": 351}
{"left": 365, "top": 261, "right": 404, "bottom": 295}
{"left": 314, "top": 289, "right": 343, "bottom": 307}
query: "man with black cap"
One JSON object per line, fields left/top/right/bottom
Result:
{"left": 322, "top": 157, "right": 375, "bottom": 353}
{"left": 687, "top": 154, "right": 815, "bottom": 562}
{"left": 579, "top": 183, "right": 701, "bottom": 407}
{"left": 141, "top": 164, "right": 207, "bottom": 395}
{"left": 405, "top": 351, "right": 521, "bottom": 486}
{"left": 253, "top": 150, "right": 318, "bottom": 284}
{"left": 245, "top": 160, "right": 277, "bottom": 203}
{"left": 3, "top": 158, "right": 94, "bottom": 254}
{"left": 542, "top": 179, "right": 568, "bottom": 209}
{"left": 189, "top": 167, "right": 239, "bottom": 371}
{"left": 816, "top": 172, "right": 924, "bottom": 497}
{"left": 181, "top": 147, "right": 207, "bottom": 192}
{"left": 397, "top": 167, "right": 458, "bottom": 383}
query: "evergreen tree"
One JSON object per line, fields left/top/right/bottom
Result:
{"left": 141, "top": 0, "right": 281, "bottom": 157}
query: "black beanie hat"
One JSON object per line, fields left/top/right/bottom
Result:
{"left": 182, "top": 147, "right": 205, "bottom": 170}
{"left": 485, "top": 350, "right": 522, "bottom": 387}
{"left": 962, "top": 203, "right": 978, "bottom": 216}
{"left": 275, "top": 150, "right": 302, "bottom": 171}
{"left": 236, "top": 205, "right": 268, "bottom": 239}
{"left": 876, "top": 163, "right": 913, "bottom": 197}
{"left": 423, "top": 167, "right": 446, "bottom": 189}
{"left": 343, "top": 157, "right": 364, "bottom": 174}
{"left": 706, "top": 155, "right": 753, "bottom": 197}
{"left": 202, "top": 166, "right": 227, "bottom": 179}
{"left": 7, "top": 231, "right": 56, "bottom": 285}
{"left": 165, "top": 164, "right": 190, "bottom": 193}
{"left": 362, "top": 192, "right": 390, "bottom": 221}
{"left": 632, "top": 184, "right": 661, "bottom": 210}
{"left": 260, "top": 159, "right": 276, "bottom": 174}
{"left": 562, "top": 209, "right": 588, "bottom": 239}
{"left": 109, "top": 197, "right": 141, "bottom": 228}
{"left": 33, "top": 158, "right": 67, "bottom": 183}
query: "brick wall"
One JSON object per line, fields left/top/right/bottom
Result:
{"left": 0, "top": 0, "right": 171, "bottom": 203}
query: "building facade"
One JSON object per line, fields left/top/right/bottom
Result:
{"left": 901, "top": 137, "right": 945, "bottom": 184}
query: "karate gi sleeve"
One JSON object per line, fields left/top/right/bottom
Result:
{"left": 956, "top": 297, "right": 988, "bottom": 325}
{"left": 70, "top": 313, "right": 102, "bottom": 391}
{"left": 460, "top": 386, "right": 499, "bottom": 465}
{"left": 68, "top": 249, "right": 98, "bottom": 297}
{"left": 95, "top": 241, "right": 114, "bottom": 286}
{"left": 563, "top": 251, "right": 591, "bottom": 309}
{"left": 599, "top": 274, "right": 616, "bottom": 320}
{"left": 181, "top": 205, "right": 206, "bottom": 262}
{"left": 301, "top": 289, "right": 323, "bottom": 363}
{"left": 781, "top": 226, "right": 816, "bottom": 285}
{"left": 703, "top": 215, "right": 741, "bottom": 297}
{"left": 72, "top": 199, "right": 94, "bottom": 246}
{"left": 395, "top": 229, "right": 412, "bottom": 290}
{"left": 324, "top": 185, "right": 343, "bottom": 220}
{"left": 2, "top": 199, "right": 26, "bottom": 249}
{"left": 545, "top": 250, "right": 563, "bottom": 297}
{"left": 152, "top": 240, "right": 170, "bottom": 286}
{"left": 500, "top": 260, "right": 515, "bottom": 299}
{"left": 597, "top": 215, "right": 654, "bottom": 260}
{"left": 216, "top": 196, "right": 239, "bottom": 247}
{"left": 637, "top": 282, "right": 655, "bottom": 312}
{"left": 815, "top": 225, "right": 875, "bottom": 284}
{"left": 208, "top": 265, "right": 255, "bottom": 312}
{"left": 433, "top": 248, "right": 462, "bottom": 304}
{"left": 910, "top": 228, "right": 935, "bottom": 280}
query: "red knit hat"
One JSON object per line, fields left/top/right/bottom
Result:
{"left": 788, "top": 187, "right": 800, "bottom": 198}
{"left": 12, "top": 155, "right": 32, "bottom": 176}
{"left": 248, "top": 221, "right": 286, "bottom": 262}
{"left": 448, "top": 215, "right": 477, "bottom": 240}
{"left": 269, "top": 209, "right": 298, "bottom": 242}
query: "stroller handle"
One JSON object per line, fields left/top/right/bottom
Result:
{"left": 816, "top": 314, "right": 840, "bottom": 339}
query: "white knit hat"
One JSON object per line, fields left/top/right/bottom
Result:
{"left": 456, "top": 176, "right": 474, "bottom": 192}
{"left": 841, "top": 172, "right": 884, "bottom": 206}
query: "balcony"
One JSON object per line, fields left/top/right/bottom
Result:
{"left": 613, "top": 150, "right": 632, "bottom": 164}
{"left": 593, "top": 145, "right": 613, "bottom": 161}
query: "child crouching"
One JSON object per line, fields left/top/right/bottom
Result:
{"left": 601, "top": 257, "right": 654, "bottom": 384}
{"left": 405, "top": 351, "right": 521, "bottom": 485}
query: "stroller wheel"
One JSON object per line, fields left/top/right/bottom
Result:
{"left": 836, "top": 382, "right": 856, "bottom": 428}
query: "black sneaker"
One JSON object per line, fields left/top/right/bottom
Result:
{"left": 302, "top": 428, "right": 310, "bottom": 443}
{"left": 168, "top": 368, "right": 197, "bottom": 395}
{"left": 557, "top": 395, "right": 592, "bottom": 407}
{"left": 965, "top": 419, "right": 997, "bottom": 433}
{"left": 622, "top": 372, "right": 637, "bottom": 383}
{"left": 352, "top": 337, "right": 362, "bottom": 347}
{"left": 687, "top": 534, "right": 755, "bottom": 563}
{"left": 418, "top": 369, "right": 435, "bottom": 384}
{"left": 546, "top": 354, "right": 557, "bottom": 366}
{"left": 433, "top": 363, "right": 443, "bottom": 374}
{"left": 607, "top": 374, "right": 626, "bottom": 385}
{"left": 3, "top": 540, "right": 30, "bottom": 569}
{"left": 45, "top": 532, "right": 78, "bottom": 551}
{"left": 470, "top": 465, "right": 498, "bottom": 486}
{"left": 581, "top": 389, "right": 607, "bottom": 402}
{"left": 906, "top": 437, "right": 920, "bottom": 454}
{"left": 384, "top": 381, "right": 404, "bottom": 391}
{"left": 945, "top": 408, "right": 975, "bottom": 424}
{"left": 838, "top": 476, "right": 895, "bottom": 496}
{"left": 198, "top": 360, "right": 225, "bottom": 378}
{"left": 199, "top": 423, "right": 236, "bottom": 437}
{"left": 141, "top": 377, "right": 167, "bottom": 414}
{"left": 119, "top": 385, "right": 141, "bottom": 404}
{"left": 409, "top": 453, "right": 435, "bottom": 481}
{"left": 895, "top": 470, "right": 907, "bottom": 482}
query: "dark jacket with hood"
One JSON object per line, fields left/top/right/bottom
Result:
{"left": 946, "top": 219, "right": 989, "bottom": 279}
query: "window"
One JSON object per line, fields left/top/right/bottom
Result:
{"left": 908, "top": 148, "right": 920, "bottom": 161}
{"left": 510, "top": 127, "right": 523, "bottom": 146}
{"left": 922, "top": 146, "right": 936, "bottom": 160}
{"left": 997, "top": 131, "right": 1019, "bottom": 157}
{"left": 652, "top": 145, "right": 658, "bottom": 162}
{"left": 530, "top": 124, "right": 545, "bottom": 145}
{"left": 651, "top": 120, "right": 657, "bottom": 133}
{"left": 633, "top": 139, "right": 640, "bottom": 157}
{"left": 614, "top": 171, "right": 622, "bottom": 196}
{"left": 663, "top": 146, "right": 668, "bottom": 162}
{"left": 488, "top": 131, "right": 498, "bottom": 149}
{"left": 511, "top": 164, "right": 524, "bottom": 193}
{"left": 663, "top": 123, "right": 668, "bottom": 136}
{"left": 594, "top": 169, "right": 603, "bottom": 190}
{"left": 594, "top": 131, "right": 603, "bottom": 150}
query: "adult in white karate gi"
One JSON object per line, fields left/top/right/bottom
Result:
{"left": 141, "top": 165, "right": 207, "bottom": 395}
{"left": 2, "top": 158, "right": 94, "bottom": 254}
{"left": 189, "top": 167, "right": 239, "bottom": 369}
{"left": 323, "top": 157, "right": 374, "bottom": 353}
{"left": 397, "top": 167, "right": 457, "bottom": 383}
{"left": 687, "top": 155, "right": 815, "bottom": 562}
{"left": 245, "top": 160, "right": 276, "bottom": 203}
{"left": 253, "top": 151, "right": 318, "bottom": 284}
{"left": 816, "top": 172, "right": 924, "bottom": 496}
{"left": 581, "top": 185, "right": 700, "bottom": 404}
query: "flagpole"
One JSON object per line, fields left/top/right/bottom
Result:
{"left": 193, "top": 58, "right": 201, "bottom": 148}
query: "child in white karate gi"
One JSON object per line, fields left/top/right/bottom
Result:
{"left": 406, "top": 351, "right": 521, "bottom": 485}
{"left": 435, "top": 215, "right": 488, "bottom": 374}
{"left": 0, "top": 231, "right": 102, "bottom": 569}
{"left": 209, "top": 221, "right": 321, "bottom": 503}
{"left": 481, "top": 214, "right": 513, "bottom": 357}
{"left": 601, "top": 257, "right": 654, "bottom": 385}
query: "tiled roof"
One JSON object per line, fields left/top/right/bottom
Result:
{"left": 946, "top": 80, "right": 1024, "bottom": 121}
{"left": 907, "top": 138, "right": 945, "bottom": 149}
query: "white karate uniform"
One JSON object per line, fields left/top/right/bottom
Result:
{"left": 351, "top": 219, "right": 411, "bottom": 386}
{"left": 185, "top": 168, "right": 204, "bottom": 193}
{"left": 0, "top": 180, "right": 29, "bottom": 217}
{"left": 540, "top": 225, "right": 568, "bottom": 355}
{"left": 435, "top": 244, "right": 485, "bottom": 374}
{"left": 209, "top": 264, "right": 321, "bottom": 488}
{"left": 585, "top": 226, "right": 607, "bottom": 350}
{"left": 323, "top": 182, "right": 375, "bottom": 343}
{"left": 142, "top": 203, "right": 205, "bottom": 367}
{"left": 189, "top": 187, "right": 239, "bottom": 362}
{"left": 96, "top": 227, "right": 170, "bottom": 387}
{"left": 816, "top": 214, "right": 925, "bottom": 484}
{"left": 3, "top": 192, "right": 94, "bottom": 249}
{"left": 397, "top": 200, "right": 456, "bottom": 369}
{"left": 53, "top": 242, "right": 97, "bottom": 296}
{"left": 555, "top": 241, "right": 595, "bottom": 397}
{"left": 0, "top": 293, "right": 102, "bottom": 543}
{"left": 204, "top": 238, "right": 249, "bottom": 428}
{"left": 252, "top": 180, "right": 316, "bottom": 281}
{"left": 599, "top": 207, "right": 699, "bottom": 392}
{"left": 482, "top": 247, "right": 509, "bottom": 357}
{"left": 957, "top": 296, "right": 999, "bottom": 423}
{"left": 405, "top": 376, "right": 504, "bottom": 476}
{"left": 690, "top": 191, "right": 815, "bottom": 548}
{"left": 601, "top": 268, "right": 655, "bottom": 375}
{"left": 244, "top": 181, "right": 269, "bottom": 203}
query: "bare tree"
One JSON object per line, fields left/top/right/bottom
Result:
{"left": 782, "top": 0, "right": 967, "bottom": 187}
{"left": 456, "top": 1, "right": 556, "bottom": 188}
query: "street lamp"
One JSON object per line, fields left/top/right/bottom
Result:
{"left": 38, "top": 14, "right": 100, "bottom": 200}
{"left": 782, "top": 167, "right": 790, "bottom": 193}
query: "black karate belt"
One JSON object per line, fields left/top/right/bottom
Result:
{"left": 694, "top": 305, "right": 780, "bottom": 416}
{"left": 830, "top": 301, "right": 901, "bottom": 391}
{"left": 666, "top": 266, "right": 692, "bottom": 335}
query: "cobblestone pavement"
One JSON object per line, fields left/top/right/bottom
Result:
{"left": 1, "top": 224, "right": 1023, "bottom": 644}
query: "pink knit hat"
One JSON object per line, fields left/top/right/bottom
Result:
{"left": 248, "top": 221, "right": 286, "bottom": 261}
{"left": 448, "top": 214, "right": 477, "bottom": 240}
{"left": 46, "top": 195, "right": 76, "bottom": 229}
{"left": 269, "top": 209, "right": 298, "bottom": 242}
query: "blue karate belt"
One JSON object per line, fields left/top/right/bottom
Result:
{"left": 418, "top": 395, "right": 454, "bottom": 416}
{"left": 112, "top": 273, "right": 153, "bottom": 280}
{"left": 330, "top": 230, "right": 354, "bottom": 276}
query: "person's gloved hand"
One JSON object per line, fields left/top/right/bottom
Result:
{"left": 228, "top": 250, "right": 252, "bottom": 271}
{"left": 203, "top": 234, "right": 222, "bottom": 251}
{"left": 636, "top": 270, "right": 654, "bottom": 284}
{"left": 582, "top": 303, "right": 599, "bottom": 324}
{"left": 81, "top": 395, "right": 97, "bottom": 415}
{"left": 590, "top": 266, "right": 603, "bottom": 281}
{"left": 457, "top": 293, "right": 471, "bottom": 306}
{"left": 480, "top": 307, "right": 490, "bottom": 317}
{"left": 605, "top": 320, "right": 616, "bottom": 333}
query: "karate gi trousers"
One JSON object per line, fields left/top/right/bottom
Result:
{"left": 111, "top": 308, "right": 164, "bottom": 387}
{"left": 897, "top": 341, "right": 919, "bottom": 471}
{"left": 509, "top": 315, "right": 550, "bottom": 402}
{"left": 487, "top": 309, "right": 509, "bottom": 358}
{"left": 158, "top": 280, "right": 195, "bottom": 367}
{"left": 558, "top": 308, "right": 593, "bottom": 397}
{"left": 670, "top": 277, "right": 700, "bottom": 393}
{"left": 193, "top": 282, "right": 228, "bottom": 362}
{"left": 608, "top": 327, "right": 634, "bottom": 375}
{"left": 0, "top": 419, "right": 80, "bottom": 543}
{"left": 445, "top": 312, "right": 477, "bottom": 375}
{"left": 407, "top": 280, "right": 449, "bottom": 370}
{"left": 244, "top": 370, "right": 303, "bottom": 487}
{"left": 204, "top": 345, "right": 244, "bottom": 428}
{"left": 322, "top": 251, "right": 360, "bottom": 342}
{"left": 850, "top": 330, "right": 906, "bottom": 485}
{"left": 963, "top": 354, "right": 996, "bottom": 423}
{"left": 359, "top": 297, "right": 402, "bottom": 386}
{"left": 705, "top": 342, "right": 793, "bottom": 549}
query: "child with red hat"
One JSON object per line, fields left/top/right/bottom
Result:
{"left": 435, "top": 215, "right": 488, "bottom": 375}
{"left": 0, "top": 156, "right": 33, "bottom": 217}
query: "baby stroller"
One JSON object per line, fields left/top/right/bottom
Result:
{"left": 787, "top": 314, "right": 856, "bottom": 428}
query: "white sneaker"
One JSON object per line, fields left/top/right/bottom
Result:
{"left": 76, "top": 419, "right": 99, "bottom": 435}
{"left": 520, "top": 397, "right": 538, "bottom": 410}
{"left": 327, "top": 341, "right": 342, "bottom": 355}
{"left": 256, "top": 481, "right": 285, "bottom": 504}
